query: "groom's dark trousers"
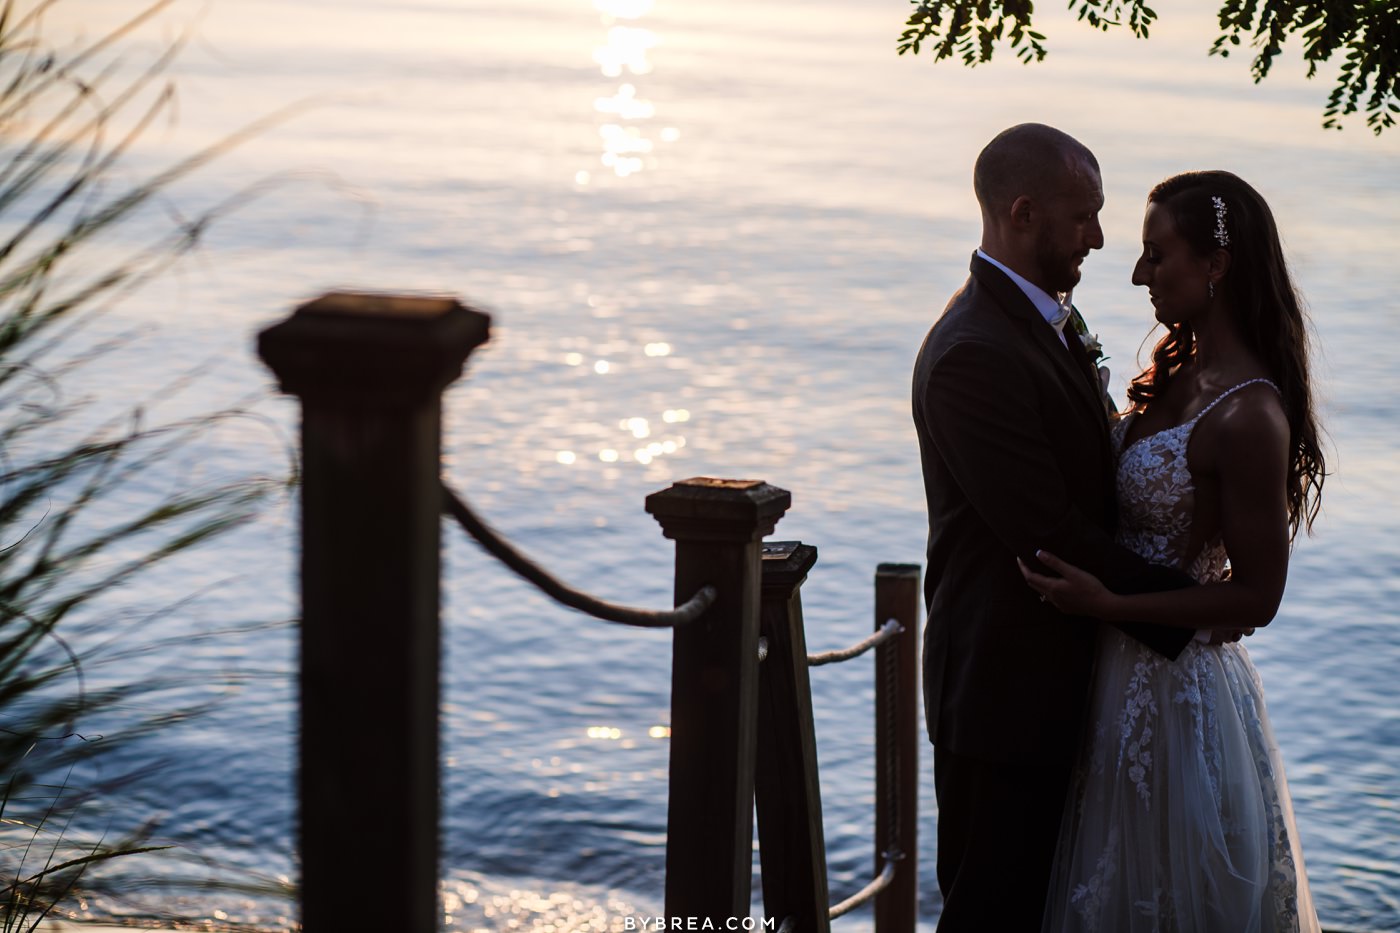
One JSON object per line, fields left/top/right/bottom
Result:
{"left": 934, "top": 745, "right": 1075, "bottom": 931}
{"left": 913, "top": 254, "right": 1194, "bottom": 931}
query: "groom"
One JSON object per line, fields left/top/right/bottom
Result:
{"left": 912, "top": 124, "right": 1196, "bottom": 931}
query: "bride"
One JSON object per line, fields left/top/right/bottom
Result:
{"left": 1021, "top": 170, "right": 1326, "bottom": 933}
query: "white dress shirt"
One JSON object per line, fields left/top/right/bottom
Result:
{"left": 976, "top": 248, "right": 1071, "bottom": 347}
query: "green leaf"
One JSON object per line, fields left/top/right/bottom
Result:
{"left": 896, "top": 0, "right": 1399, "bottom": 132}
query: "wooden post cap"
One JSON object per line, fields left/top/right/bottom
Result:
{"left": 761, "top": 541, "right": 819, "bottom": 595}
{"left": 257, "top": 291, "right": 491, "bottom": 409}
{"left": 645, "top": 477, "right": 791, "bottom": 542}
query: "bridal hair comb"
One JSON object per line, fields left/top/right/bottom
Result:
{"left": 1212, "top": 195, "right": 1230, "bottom": 248}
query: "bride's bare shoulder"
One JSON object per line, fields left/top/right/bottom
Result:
{"left": 1192, "top": 381, "right": 1289, "bottom": 473}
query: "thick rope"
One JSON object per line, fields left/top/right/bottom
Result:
{"left": 441, "top": 481, "right": 715, "bottom": 628}
{"left": 828, "top": 854, "right": 900, "bottom": 919}
{"left": 808, "top": 618, "right": 902, "bottom": 667}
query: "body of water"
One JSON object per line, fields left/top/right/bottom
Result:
{"left": 22, "top": 0, "right": 1400, "bottom": 929}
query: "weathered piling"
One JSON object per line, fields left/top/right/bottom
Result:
{"left": 258, "top": 292, "right": 489, "bottom": 932}
{"left": 874, "top": 563, "right": 922, "bottom": 933}
{"left": 755, "top": 542, "right": 830, "bottom": 933}
{"left": 646, "top": 478, "right": 791, "bottom": 924}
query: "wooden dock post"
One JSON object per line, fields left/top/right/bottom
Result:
{"left": 646, "top": 478, "right": 791, "bottom": 925}
{"left": 874, "top": 563, "right": 922, "bottom": 933}
{"left": 258, "top": 292, "right": 489, "bottom": 931}
{"left": 755, "top": 542, "right": 831, "bottom": 933}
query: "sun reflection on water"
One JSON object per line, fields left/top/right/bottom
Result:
{"left": 595, "top": 84, "right": 656, "bottom": 120}
{"left": 582, "top": 0, "right": 674, "bottom": 180}
{"left": 586, "top": 726, "right": 623, "bottom": 740}
{"left": 442, "top": 876, "right": 653, "bottom": 933}
{"left": 598, "top": 124, "right": 652, "bottom": 177}
{"left": 593, "top": 30, "right": 656, "bottom": 77}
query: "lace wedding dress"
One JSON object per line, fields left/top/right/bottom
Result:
{"left": 1042, "top": 378, "right": 1320, "bottom": 933}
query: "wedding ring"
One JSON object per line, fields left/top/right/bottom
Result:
{"left": 1039, "top": 595, "right": 1047, "bottom": 602}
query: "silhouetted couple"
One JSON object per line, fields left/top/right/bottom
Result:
{"left": 914, "top": 124, "right": 1324, "bottom": 932}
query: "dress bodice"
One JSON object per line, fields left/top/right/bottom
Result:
{"left": 1111, "top": 378, "right": 1279, "bottom": 583}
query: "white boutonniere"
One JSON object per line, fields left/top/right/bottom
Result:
{"left": 1065, "top": 303, "right": 1116, "bottom": 414}
{"left": 1066, "top": 307, "right": 1106, "bottom": 366}
{"left": 1080, "top": 331, "right": 1103, "bottom": 362}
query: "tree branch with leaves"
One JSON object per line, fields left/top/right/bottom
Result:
{"left": 897, "top": 0, "right": 1400, "bottom": 134}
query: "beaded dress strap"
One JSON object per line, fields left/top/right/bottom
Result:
{"left": 1188, "top": 377, "right": 1281, "bottom": 427}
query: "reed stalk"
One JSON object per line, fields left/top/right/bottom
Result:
{"left": 0, "top": 2, "right": 294, "bottom": 927}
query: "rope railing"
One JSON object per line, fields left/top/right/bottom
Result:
{"left": 827, "top": 852, "right": 901, "bottom": 919}
{"left": 807, "top": 618, "right": 903, "bottom": 667}
{"left": 814, "top": 612, "right": 910, "bottom": 928}
{"left": 441, "top": 481, "right": 717, "bottom": 628}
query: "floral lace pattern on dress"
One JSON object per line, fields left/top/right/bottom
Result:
{"left": 1109, "top": 379, "right": 1280, "bottom": 582}
{"left": 1051, "top": 378, "right": 1316, "bottom": 933}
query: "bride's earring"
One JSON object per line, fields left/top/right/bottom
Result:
{"left": 1208, "top": 280, "right": 1215, "bottom": 300}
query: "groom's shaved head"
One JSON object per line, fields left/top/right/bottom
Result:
{"left": 974, "top": 123, "right": 1099, "bottom": 218}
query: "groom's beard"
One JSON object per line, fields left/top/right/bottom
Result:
{"left": 1035, "top": 228, "right": 1086, "bottom": 295}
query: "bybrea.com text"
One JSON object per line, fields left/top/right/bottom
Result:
{"left": 625, "top": 919, "right": 777, "bottom": 931}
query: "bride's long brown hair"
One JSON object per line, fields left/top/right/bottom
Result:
{"left": 1125, "top": 170, "right": 1326, "bottom": 541}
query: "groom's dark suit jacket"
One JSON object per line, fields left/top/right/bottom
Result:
{"left": 913, "top": 253, "right": 1194, "bottom": 766}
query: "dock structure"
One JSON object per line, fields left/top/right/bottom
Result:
{"left": 258, "top": 291, "right": 1382, "bottom": 933}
